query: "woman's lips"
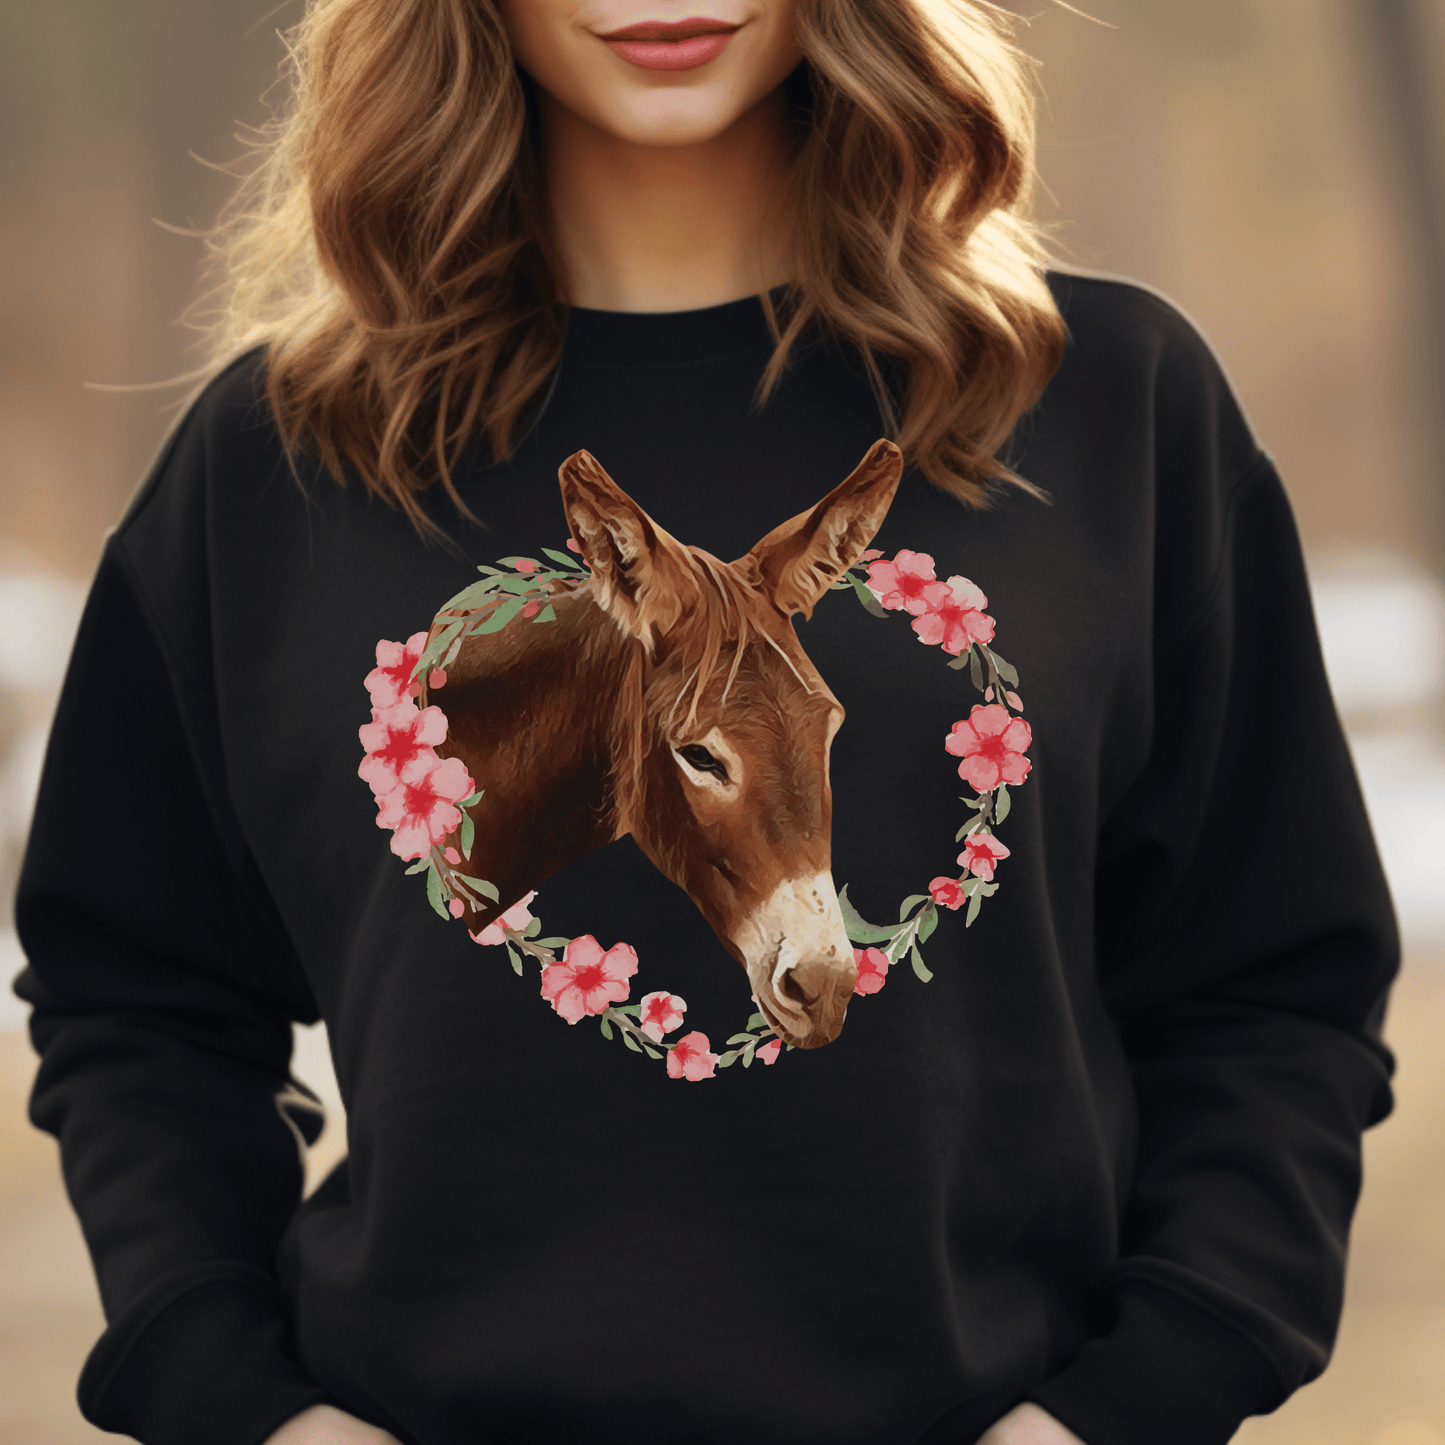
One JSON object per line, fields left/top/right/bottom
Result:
{"left": 598, "top": 17, "right": 741, "bottom": 72}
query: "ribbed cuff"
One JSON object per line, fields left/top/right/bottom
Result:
{"left": 78, "top": 1262, "right": 332, "bottom": 1445}
{"left": 1028, "top": 1283, "right": 1287, "bottom": 1445}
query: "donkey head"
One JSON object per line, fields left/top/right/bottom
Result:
{"left": 559, "top": 439, "right": 903, "bottom": 1050}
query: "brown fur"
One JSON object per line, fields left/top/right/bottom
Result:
{"left": 436, "top": 440, "right": 902, "bottom": 1048}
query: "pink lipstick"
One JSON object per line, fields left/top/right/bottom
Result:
{"left": 598, "top": 17, "right": 741, "bottom": 72}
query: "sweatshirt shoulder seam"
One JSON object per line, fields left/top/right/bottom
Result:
{"left": 107, "top": 537, "right": 211, "bottom": 707}
{"left": 1156, "top": 452, "right": 1277, "bottom": 670}
{"left": 112, "top": 347, "right": 269, "bottom": 540}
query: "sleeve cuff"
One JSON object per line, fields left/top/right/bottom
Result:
{"left": 1028, "top": 1282, "right": 1288, "bottom": 1445}
{"left": 78, "top": 1262, "right": 332, "bottom": 1445}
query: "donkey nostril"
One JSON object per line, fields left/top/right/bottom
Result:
{"left": 778, "top": 969, "right": 815, "bottom": 1009}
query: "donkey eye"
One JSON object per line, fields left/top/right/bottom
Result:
{"left": 678, "top": 744, "right": 728, "bottom": 781}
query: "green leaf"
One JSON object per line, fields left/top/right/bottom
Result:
{"left": 947, "top": 656, "right": 970, "bottom": 671}
{"left": 838, "top": 884, "right": 898, "bottom": 945}
{"left": 471, "top": 596, "right": 527, "bottom": 635}
{"left": 727, "top": 1032, "right": 758, "bottom": 1046}
{"left": 643, "top": 1045, "right": 662, "bottom": 1060}
{"left": 621, "top": 1027, "right": 641, "bottom": 1052}
{"left": 524, "top": 917, "right": 541, "bottom": 939}
{"left": 994, "top": 783, "right": 1012, "bottom": 824}
{"left": 474, "top": 564, "right": 504, "bottom": 576}
{"left": 506, "top": 943, "right": 523, "bottom": 975}
{"left": 987, "top": 648, "right": 1019, "bottom": 686}
{"left": 965, "top": 891, "right": 983, "bottom": 927}
{"left": 956, "top": 817, "right": 984, "bottom": 841}
{"left": 600, "top": 1016, "right": 613, "bottom": 1040}
{"left": 458, "top": 790, "right": 484, "bottom": 808}
{"left": 459, "top": 813, "right": 475, "bottom": 860}
{"left": 964, "top": 793, "right": 985, "bottom": 809}
{"left": 846, "top": 572, "right": 888, "bottom": 618}
{"left": 411, "top": 618, "right": 466, "bottom": 680}
{"left": 540, "top": 547, "right": 584, "bottom": 570}
{"left": 404, "top": 858, "right": 430, "bottom": 875}
{"left": 718, "top": 1050, "right": 739, "bottom": 1068}
{"left": 456, "top": 874, "right": 500, "bottom": 903}
{"left": 440, "top": 579, "right": 500, "bottom": 612}
{"left": 742, "top": 1049, "right": 755, "bottom": 1068}
{"left": 531, "top": 603, "right": 557, "bottom": 625}
{"left": 426, "top": 864, "right": 449, "bottom": 920}
{"left": 534, "top": 936, "right": 571, "bottom": 949}
{"left": 917, "top": 902, "right": 939, "bottom": 943}
{"left": 909, "top": 942, "right": 934, "bottom": 983}
{"left": 490, "top": 574, "right": 542, "bottom": 596}
{"left": 898, "top": 893, "right": 929, "bottom": 921}
{"left": 746, "top": 1012, "right": 769, "bottom": 1031}
{"left": 969, "top": 645, "right": 984, "bottom": 692}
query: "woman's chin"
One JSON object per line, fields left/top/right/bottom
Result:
{"left": 571, "top": 84, "right": 775, "bottom": 149}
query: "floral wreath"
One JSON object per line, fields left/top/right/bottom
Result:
{"left": 359, "top": 544, "right": 1032, "bottom": 1081}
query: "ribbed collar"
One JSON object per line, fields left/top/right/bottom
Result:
{"left": 561, "top": 290, "right": 780, "bottom": 367}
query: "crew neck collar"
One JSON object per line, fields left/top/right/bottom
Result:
{"left": 561, "top": 290, "right": 780, "bottom": 367}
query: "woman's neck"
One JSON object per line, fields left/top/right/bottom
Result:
{"left": 537, "top": 86, "right": 797, "bottom": 313}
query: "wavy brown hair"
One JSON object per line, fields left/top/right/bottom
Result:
{"left": 202, "top": 0, "right": 1065, "bottom": 532}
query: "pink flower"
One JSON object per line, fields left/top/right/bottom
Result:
{"left": 521, "top": 600, "right": 540, "bottom": 618}
{"left": 429, "top": 668, "right": 447, "bottom": 689}
{"left": 638, "top": 990, "right": 687, "bottom": 1043}
{"left": 448, "top": 898, "right": 464, "bottom": 918}
{"left": 540, "top": 935, "right": 637, "bottom": 1023}
{"left": 375, "top": 752, "right": 476, "bottom": 860}
{"left": 357, "top": 700, "right": 449, "bottom": 797}
{"left": 852, "top": 946, "right": 890, "bottom": 996}
{"left": 445, "top": 847, "right": 461, "bottom": 864}
{"left": 470, "top": 890, "right": 538, "bottom": 946}
{"left": 911, "top": 576, "right": 995, "bottom": 655}
{"left": 945, "top": 705, "right": 1032, "bottom": 792}
{"left": 666, "top": 1030, "right": 718, "bottom": 1080}
{"left": 929, "top": 877, "right": 968, "bottom": 911}
{"left": 864, "top": 550, "right": 937, "bottom": 614}
{"left": 515, "top": 558, "right": 538, "bottom": 574}
{"left": 757, "top": 1038, "right": 782, "bottom": 1065}
{"left": 566, "top": 538, "right": 582, "bottom": 553}
{"left": 859, "top": 548, "right": 884, "bottom": 562}
{"left": 959, "top": 832, "right": 1011, "bottom": 882}
{"left": 365, "top": 632, "right": 430, "bottom": 708}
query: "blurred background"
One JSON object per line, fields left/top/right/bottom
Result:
{"left": 1, "top": 1, "right": 1443, "bottom": 1440}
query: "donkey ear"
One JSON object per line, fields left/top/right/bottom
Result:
{"left": 559, "top": 450, "right": 697, "bottom": 650}
{"left": 745, "top": 439, "right": 904, "bottom": 619}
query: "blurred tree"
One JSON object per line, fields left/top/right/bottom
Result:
{"left": 0, "top": 2, "right": 293, "bottom": 573}
{"left": 1348, "top": 0, "right": 1445, "bottom": 573}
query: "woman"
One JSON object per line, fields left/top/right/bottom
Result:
{"left": 14, "top": 3, "right": 1398, "bottom": 1444}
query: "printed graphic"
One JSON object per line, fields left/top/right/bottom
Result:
{"left": 360, "top": 440, "right": 1033, "bottom": 1079}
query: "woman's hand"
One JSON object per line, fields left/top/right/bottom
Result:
{"left": 262, "top": 1404, "right": 404, "bottom": 1444}
{"left": 975, "top": 1403, "right": 1089, "bottom": 1445}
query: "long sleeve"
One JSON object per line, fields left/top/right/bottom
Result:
{"left": 1029, "top": 459, "right": 1400, "bottom": 1443}
{"left": 13, "top": 539, "right": 333, "bottom": 1444}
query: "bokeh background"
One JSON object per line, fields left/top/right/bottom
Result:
{"left": 2, "top": 1, "right": 1443, "bottom": 1441}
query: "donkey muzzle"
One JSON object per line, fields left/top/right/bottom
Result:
{"left": 737, "top": 873, "right": 856, "bottom": 1050}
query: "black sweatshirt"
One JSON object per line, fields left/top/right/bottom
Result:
{"left": 14, "top": 273, "right": 1399, "bottom": 1445}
